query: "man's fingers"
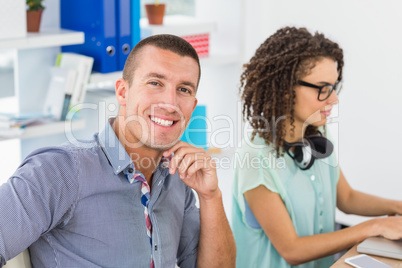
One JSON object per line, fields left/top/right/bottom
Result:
{"left": 185, "top": 159, "right": 212, "bottom": 179}
{"left": 168, "top": 146, "right": 205, "bottom": 174}
{"left": 177, "top": 153, "right": 210, "bottom": 178}
{"left": 163, "top": 141, "right": 188, "bottom": 158}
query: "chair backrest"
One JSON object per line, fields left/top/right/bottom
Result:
{"left": 3, "top": 249, "right": 31, "bottom": 268}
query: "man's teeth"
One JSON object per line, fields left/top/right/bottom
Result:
{"left": 151, "top": 117, "right": 174, "bottom": 127}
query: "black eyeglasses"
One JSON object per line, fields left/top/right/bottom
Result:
{"left": 298, "top": 80, "right": 343, "bottom": 101}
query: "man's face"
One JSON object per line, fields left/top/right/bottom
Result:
{"left": 121, "top": 45, "right": 199, "bottom": 151}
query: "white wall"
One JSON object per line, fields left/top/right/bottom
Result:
{"left": 243, "top": 0, "right": 402, "bottom": 225}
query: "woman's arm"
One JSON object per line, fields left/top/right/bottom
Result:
{"left": 336, "top": 169, "right": 402, "bottom": 216}
{"left": 244, "top": 185, "right": 402, "bottom": 266}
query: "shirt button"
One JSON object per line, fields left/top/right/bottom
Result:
{"left": 320, "top": 211, "right": 323, "bottom": 216}
{"left": 128, "top": 168, "right": 134, "bottom": 173}
{"left": 154, "top": 244, "right": 158, "bottom": 251}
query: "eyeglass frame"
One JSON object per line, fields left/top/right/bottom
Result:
{"left": 297, "top": 80, "right": 342, "bottom": 101}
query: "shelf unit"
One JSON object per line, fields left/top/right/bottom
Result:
{"left": 0, "top": 29, "right": 84, "bottom": 50}
{"left": 0, "top": 119, "right": 86, "bottom": 142}
{"left": 0, "top": 28, "right": 85, "bottom": 158}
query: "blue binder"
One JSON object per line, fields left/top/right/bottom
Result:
{"left": 116, "top": 0, "right": 132, "bottom": 70}
{"left": 61, "top": 0, "right": 118, "bottom": 73}
{"left": 181, "top": 105, "right": 208, "bottom": 150}
{"left": 61, "top": 0, "right": 140, "bottom": 73}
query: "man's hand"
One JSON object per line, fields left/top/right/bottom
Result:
{"left": 164, "top": 141, "right": 236, "bottom": 267}
{"left": 163, "top": 141, "right": 218, "bottom": 200}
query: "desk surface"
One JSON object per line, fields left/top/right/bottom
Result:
{"left": 331, "top": 244, "right": 402, "bottom": 267}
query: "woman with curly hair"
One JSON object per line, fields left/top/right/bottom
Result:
{"left": 232, "top": 26, "right": 402, "bottom": 267}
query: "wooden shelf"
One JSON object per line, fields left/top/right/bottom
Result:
{"left": 0, "top": 29, "right": 84, "bottom": 50}
{"left": 0, "top": 119, "right": 85, "bottom": 141}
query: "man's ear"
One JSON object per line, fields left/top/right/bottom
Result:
{"left": 192, "top": 98, "right": 198, "bottom": 112}
{"left": 115, "top": 78, "right": 128, "bottom": 106}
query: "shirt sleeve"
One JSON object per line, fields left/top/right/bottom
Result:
{"left": 234, "top": 142, "right": 286, "bottom": 229}
{"left": 0, "top": 146, "right": 79, "bottom": 265}
{"left": 236, "top": 151, "right": 279, "bottom": 196}
{"left": 176, "top": 186, "right": 200, "bottom": 268}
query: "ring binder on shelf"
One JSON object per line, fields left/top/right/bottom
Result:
{"left": 116, "top": 0, "right": 132, "bottom": 70}
{"left": 60, "top": 0, "right": 140, "bottom": 73}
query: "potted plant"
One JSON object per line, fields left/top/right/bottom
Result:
{"left": 145, "top": 0, "right": 166, "bottom": 25}
{"left": 26, "top": 0, "right": 45, "bottom": 32}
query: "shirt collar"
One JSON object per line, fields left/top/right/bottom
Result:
{"left": 99, "top": 119, "right": 171, "bottom": 180}
{"left": 99, "top": 119, "right": 133, "bottom": 175}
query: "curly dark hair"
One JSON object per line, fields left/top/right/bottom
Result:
{"left": 240, "top": 26, "right": 344, "bottom": 156}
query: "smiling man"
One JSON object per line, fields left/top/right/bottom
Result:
{"left": 0, "top": 35, "right": 235, "bottom": 268}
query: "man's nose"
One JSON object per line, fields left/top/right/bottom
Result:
{"left": 161, "top": 87, "right": 178, "bottom": 112}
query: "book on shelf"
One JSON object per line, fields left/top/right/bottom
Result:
{"left": 0, "top": 112, "right": 54, "bottom": 127}
{"left": 0, "top": 112, "right": 54, "bottom": 138}
{"left": 0, "top": 53, "right": 94, "bottom": 138}
{"left": 56, "top": 53, "right": 94, "bottom": 110}
{"left": 43, "top": 67, "right": 77, "bottom": 121}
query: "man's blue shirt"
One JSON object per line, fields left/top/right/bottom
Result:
{"left": 0, "top": 121, "right": 200, "bottom": 267}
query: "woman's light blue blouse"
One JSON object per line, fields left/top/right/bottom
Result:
{"left": 232, "top": 132, "right": 340, "bottom": 268}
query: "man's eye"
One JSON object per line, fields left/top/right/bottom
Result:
{"left": 150, "top": 81, "right": 159, "bottom": 86}
{"left": 179, "top": 88, "right": 191, "bottom": 94}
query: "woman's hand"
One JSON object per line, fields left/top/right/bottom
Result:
{"left": 371, "top": 216, "right": 402, "bottom": 240}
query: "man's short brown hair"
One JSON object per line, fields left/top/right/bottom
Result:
{"left": 122, "top": 34, "right": 201, "bottom": 87}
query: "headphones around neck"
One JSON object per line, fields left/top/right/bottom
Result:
{"left": 284, "top": 133, "right": 334, "bottom": 170}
